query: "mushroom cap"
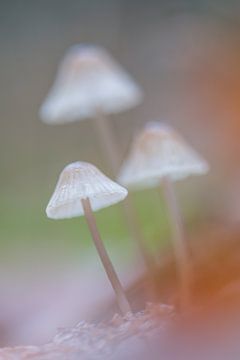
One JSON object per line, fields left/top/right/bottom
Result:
{"left": 40, "top": 45, "right": 143, "bottom": 124}
{"left": 46, "top": 162, "right": 128, "bottom": 219}
{"left": 118, "top": 121, "right": 209, "bottom": 189}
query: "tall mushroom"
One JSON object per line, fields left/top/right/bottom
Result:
{"left": 46, "top": 161, "right": 131, "bottom": 316}
{"left": 39, "top": 44, "right": 143, "bottom": 176}
{"left": 39, "top": 45, "right": 152, "bottom": 294}
{"left": 118, "top": 121, "right": 209, "bottom": 309}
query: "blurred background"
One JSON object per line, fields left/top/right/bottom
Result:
{"left": 1, "top": 0, "right": 240, "bottom": 348}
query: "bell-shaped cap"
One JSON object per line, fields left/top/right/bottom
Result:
{"left": 40, "top": 44, "right": 143, "bottom": 124}
{"left": 46, "top": 162, "right": 128, "bottom": 219}
{"left": 118, "top": 121, "right": 209, "bottom": 189}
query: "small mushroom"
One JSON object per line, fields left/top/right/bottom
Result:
{"left": 40, "top": 44, "right": 143, "bottom": 175}
{"left": 118, "top": 121, "right": 209, "bottom": 309}
{"left": 46, "top": 161, "right": 131, "bottom": 316}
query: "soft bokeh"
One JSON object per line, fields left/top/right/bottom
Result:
{"left": 1, "top": 0, "right": 240, "bottom": 349}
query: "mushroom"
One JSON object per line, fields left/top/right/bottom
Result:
{"left": 39, "top": 44, "right": 143, "bottom": 175}
{"left": 46, "top": 161, "right": 131, "bottom": 316}
{"left": 118, "top": 121, "right": 209, "bottom": 309}
{"left": 40, "top": 45, "right": 151, "bottom": 295}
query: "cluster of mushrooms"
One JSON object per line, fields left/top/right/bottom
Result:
{"left": 40, "top": 45, "right": 209, "bottom": 317}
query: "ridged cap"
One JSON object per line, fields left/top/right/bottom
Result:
{"left": 46, "top": 162, "right": 128, "bottom": 219}
{"left": 118, "top": 121, "right": 209, "bottom": 189}
{"left": 40, "top": 45, "right": 143, "bottom": 124}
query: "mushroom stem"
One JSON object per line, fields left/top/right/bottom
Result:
{"left": 81, "top": 197, "right": 131, "bottom": 316}
{"left": 94, "top": 110, "right": 120, "bottom": 176}
{"left": 161, "top": 176, "right": 191, "bottom": 310}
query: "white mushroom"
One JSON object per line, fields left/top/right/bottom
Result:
{"left": 46, "top": 161, "right": 131, "bottom": 315}
{"left": 118, "top": 121, "right": 210, "bottom": 310}
{"left": 39, "top": 44, "right": 143, "bottom": 174}
{"left": 40, "top": 44, "right": 143, "bottom": 124}
{"left": 40, "top": 45, "right": 150, "bottom": 295}
{"left": 118, "top": 122, "right": 209, "bottom": 188}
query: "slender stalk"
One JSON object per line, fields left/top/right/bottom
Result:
{"left": 93, "top": 110, "right": 158, "bottom": 300}
{"left": 82, "top": 197, "right": 131, "bottom": 316}
{"left": 161, "top": 176, "right": 191, "bottom": 310}
{"left": 94, "top": 110, "right": 120, "bottom": 176}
